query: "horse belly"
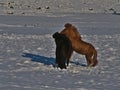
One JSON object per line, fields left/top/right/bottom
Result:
{"left": 73, "top": 43, "right": 89, "bottom": 55}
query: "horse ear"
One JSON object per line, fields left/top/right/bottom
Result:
{"left": 52, "top": 32, "right": 59, "bottom": 38}
{"left": 52, "top": 33, "right": 56, "bottom": 38}
{"left": 64, "top": 23, "right": 72, "bottom": 28}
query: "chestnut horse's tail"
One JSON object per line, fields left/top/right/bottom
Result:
{"left": 92, "top": 49, "right": 98, "bottom": 67}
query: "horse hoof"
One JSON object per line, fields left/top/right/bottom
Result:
{"left": 53, "top": 63, "right": 58, "bottom": 68}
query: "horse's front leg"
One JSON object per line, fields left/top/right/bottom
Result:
{"left": 67, "top": 50, "right": 73, "bottom": 66}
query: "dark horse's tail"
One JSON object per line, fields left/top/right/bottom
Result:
{"left": 92, "top": 49, "right": 98, "bottom": 67}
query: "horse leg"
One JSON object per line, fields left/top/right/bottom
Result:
{"left": 67, "top": 50, "right": 73, "bottom": 66}
{"left": 86, "top": 53, "right": 98, "bottom": 67}
{"left": 87, "top": 49, "right": 98, "bottom": 67}
{"left": 91, "top": 49, "right": 98, "bottom": 67}
{"left": 85, "top": 55, "right": 92, "bottom": 67}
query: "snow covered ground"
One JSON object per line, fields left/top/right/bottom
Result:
{"left": 0, "top": 0, "right": 120, "bottom": 16}
{"left": 0, "top": 14, "right": 120, "bottom": 90}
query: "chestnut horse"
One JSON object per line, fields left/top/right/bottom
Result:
{"left": 60, "top": 23, "right": 98, "bottom": 67}
{"left": 53, "top": 32, "right": 73, "bottom": 69}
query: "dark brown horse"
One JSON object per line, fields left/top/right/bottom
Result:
{"left": 53, "top": 32, "right": 73, "bottom": 69}
{"left": 60, "top": 23, "right": 98, "bottom": 67}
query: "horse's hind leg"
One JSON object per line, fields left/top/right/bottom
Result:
{"left": 92, "top": 49, "right": 98, "bottom": 67}
{"left": 85, "top": 55, "right": 92, "bottom": 67}
{"left": 86, "top": 54, "right": 98, "bottom": 67}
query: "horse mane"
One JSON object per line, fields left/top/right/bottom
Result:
{"left": 64, "top": 23, "right": 72, "bottom": 28}
{"left": 64, "top": 23, "right": 78, "bottom": 31}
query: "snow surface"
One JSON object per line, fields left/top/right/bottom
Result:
{"left": 0, "top": 14, "right": 120, "bottom": 90}
{"left": 0, "top": 0, "right": 120, "bottom": 16}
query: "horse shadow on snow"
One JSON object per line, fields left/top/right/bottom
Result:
{"left": 22, "top": 53, "right": 55, "bottom": 66}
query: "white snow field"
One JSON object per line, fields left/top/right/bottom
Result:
{"left": 0, "top": 14, "right": 120, "bottom": 90}
{"left": 0, "top": 0, "right": 120, "bottom": 15}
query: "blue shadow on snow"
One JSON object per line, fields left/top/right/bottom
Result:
{"left": 22, "top": 53, "right": 55, "bottom": 66}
